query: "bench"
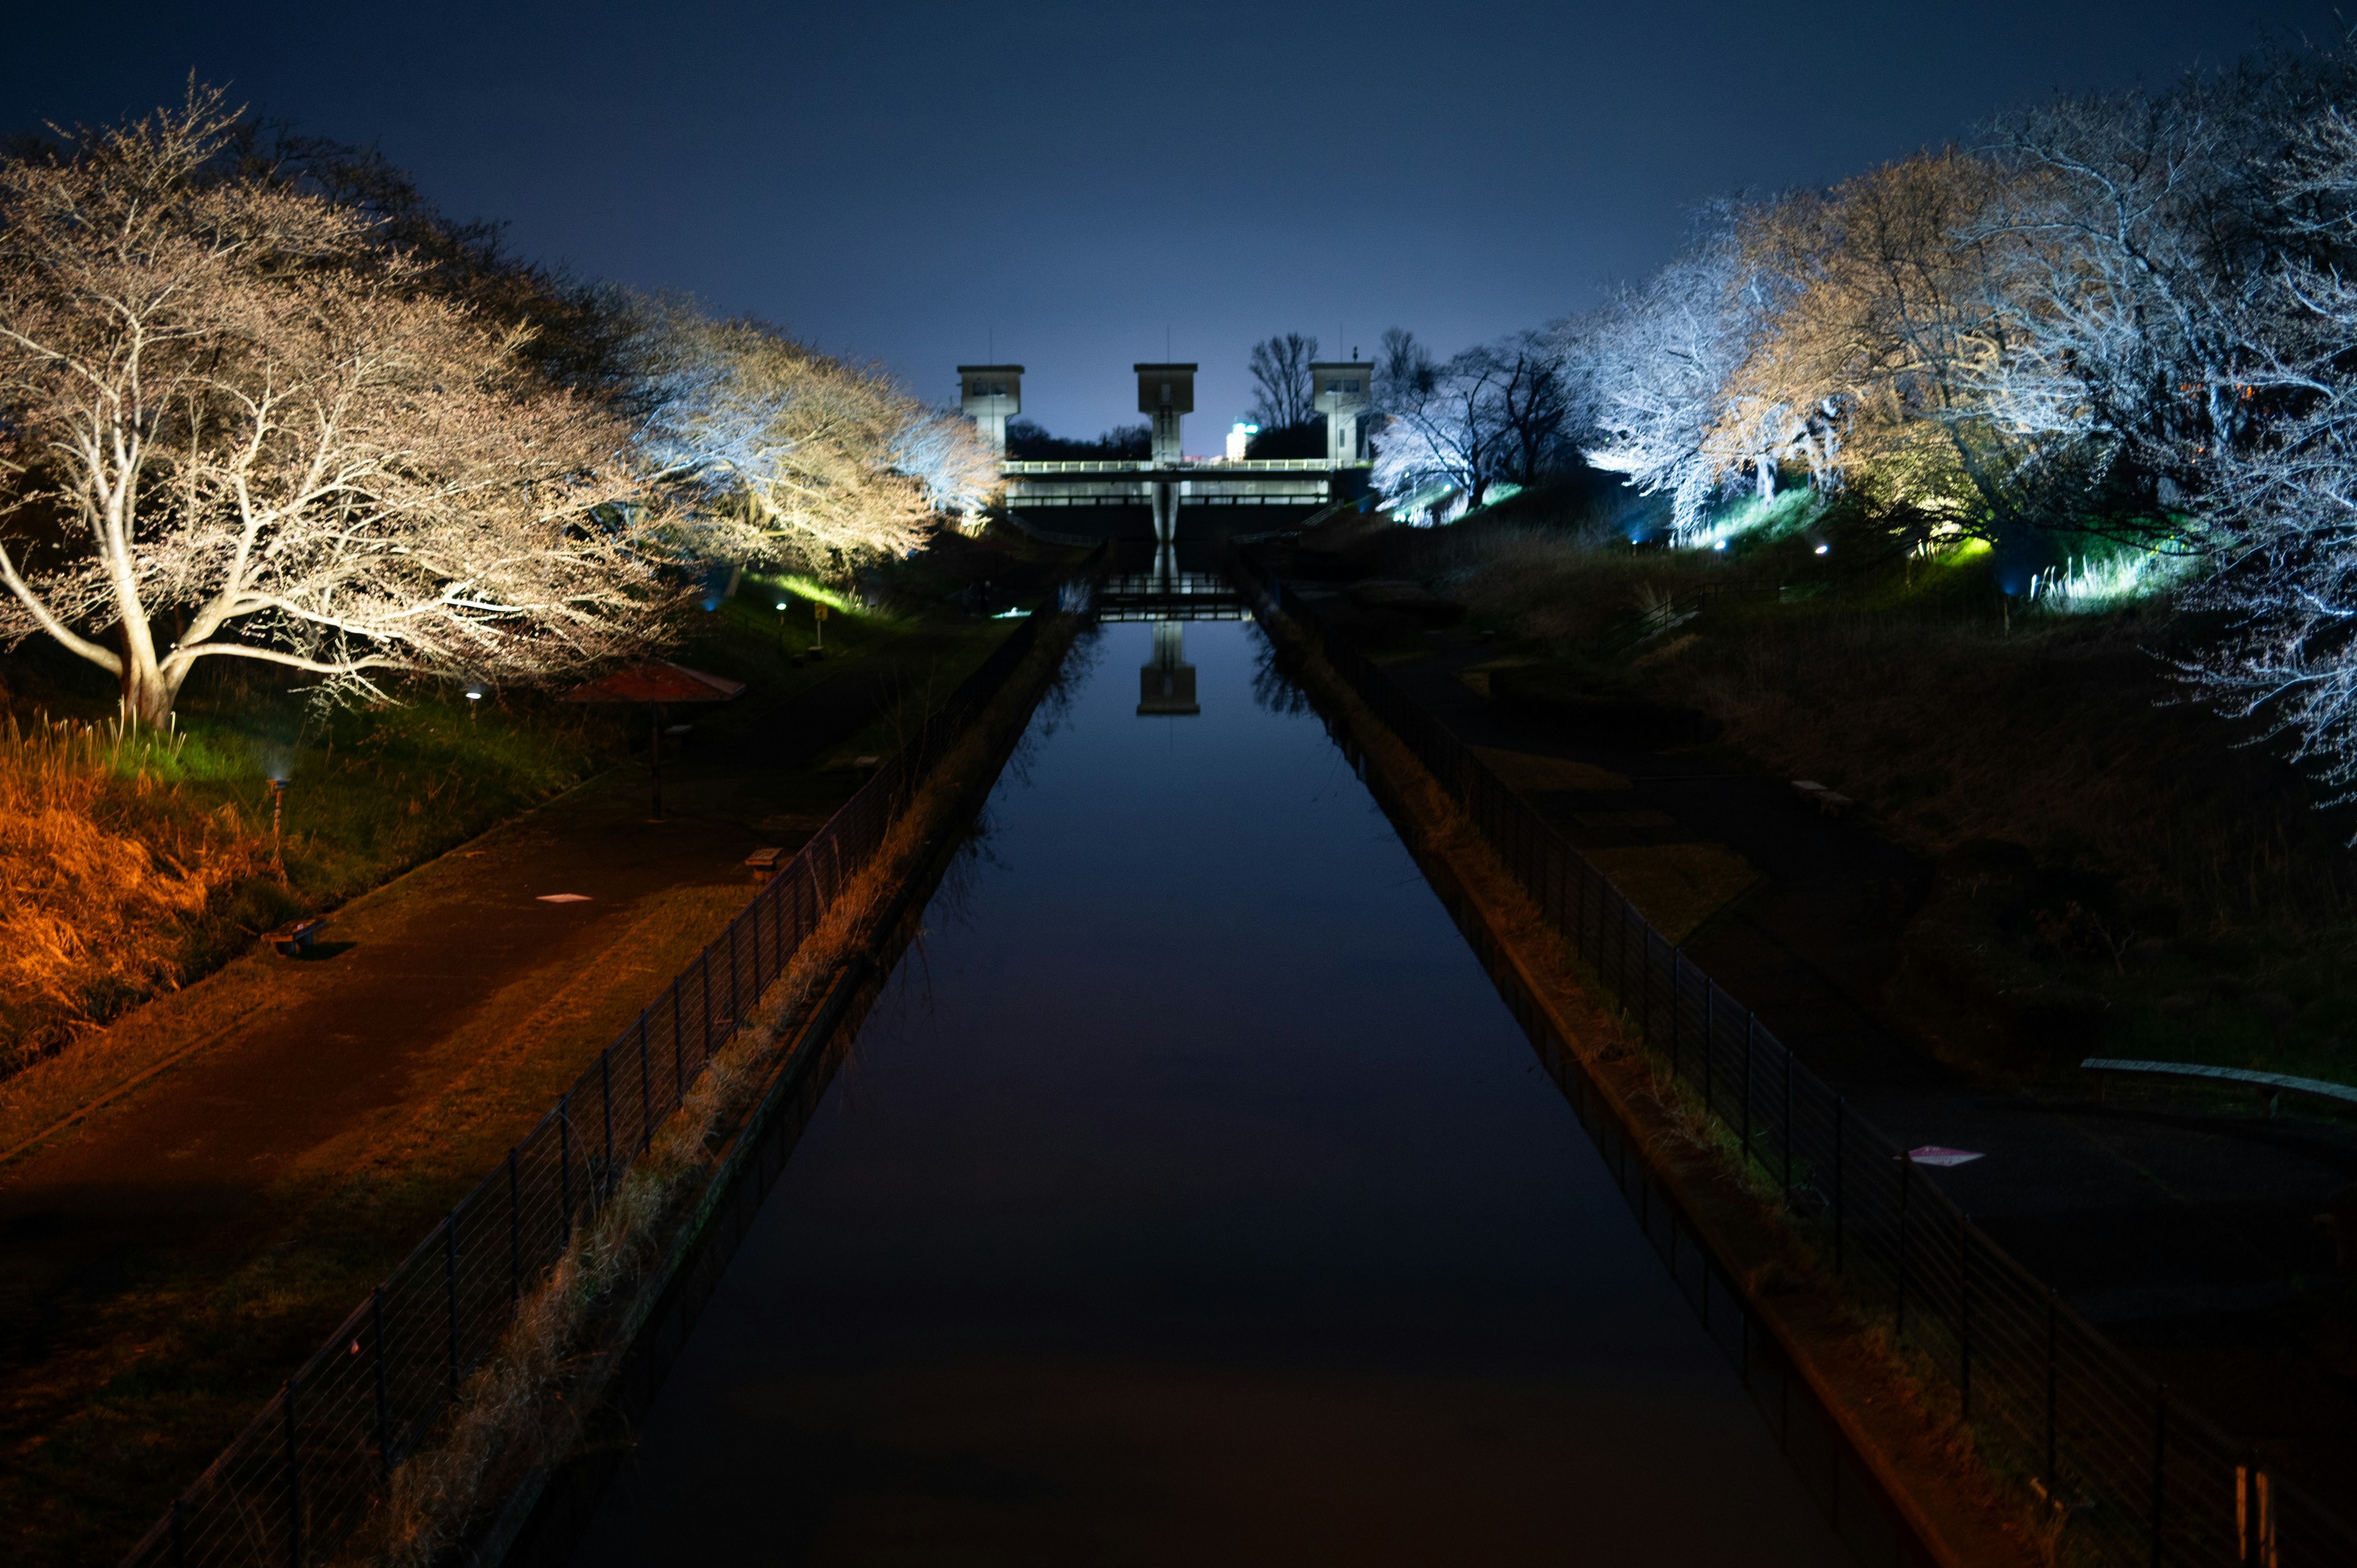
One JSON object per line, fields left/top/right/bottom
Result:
{"left": 2081, "top": 1057, "right": 2357, "bottom": 1119}
{"left": 744, "top": 846, "right": 786, "bottom": 882}
{"left": 268, "top": 917, "right": 326, "bottom": 957}
{"left": 1791, "top": 779, "right": 1857, "bottom": 817}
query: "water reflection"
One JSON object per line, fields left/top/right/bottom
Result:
{"left": 570, "top": 617, "right": 1846, "bottom": 1568}
{"left": 1137, "top": 622, "right": 1197, "bottom": 716}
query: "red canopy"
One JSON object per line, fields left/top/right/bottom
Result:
{"left": 561, "top": 662, "right": 746, "bottom": 704}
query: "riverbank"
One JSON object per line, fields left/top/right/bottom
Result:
{"left": 1262, "top": 515, "right": 2357, "bottom": 1509}
{"left": 377, "top": 602, "right": 1092, "bottom": 1568}
{"left": 1243, "top": 562, "right": 2051, "bottom": 1568}
{"left": 0, "top": 606, "right": 1032, "bottom": 1568}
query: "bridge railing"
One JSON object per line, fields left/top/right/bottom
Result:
{"left": 1229, "top": 550, "right": 2357, "bottom": 1568}
{"left": 1001, "top": 457, "right": 1352, "bottom": 474}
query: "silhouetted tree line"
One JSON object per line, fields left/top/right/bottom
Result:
{"left": 1004, "top": 419, "right": 1150, "bottom": 460}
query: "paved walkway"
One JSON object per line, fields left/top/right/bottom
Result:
{"left": 1318, "top": 608, "right": 2357, "bottom": 1497}
{"left": 0, "top": 620, "right": 996, "bottom": 1566}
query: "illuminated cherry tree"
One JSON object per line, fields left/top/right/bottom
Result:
{"left": 0, "top": 90, "right": 681, "bottom": 724}
{"left": 624, "top": 302, "right": 995, "bottom": 571}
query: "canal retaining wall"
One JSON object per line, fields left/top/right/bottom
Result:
{"left": 1231, "top": 549, "right": 2321, "bottom": 1568}
{"left": 476, "top": 600, "right": 1093, "bottom": 1568}
{"left": 115, "top": 590, "right": 1093, "bottom": 1568}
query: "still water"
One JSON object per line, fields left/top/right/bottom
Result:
{"left": 573, "top": 617, "right": 1846, "bottom": 1566}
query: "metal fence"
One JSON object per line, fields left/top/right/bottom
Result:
{"left": 1237, "top": 557, "right": 2354, "bottom": 1568}
{"left": 122, "top": 604, "right": 1058, "bottom": 1568}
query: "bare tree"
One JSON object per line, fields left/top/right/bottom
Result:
{"left": 0, "top": 89, "right": 681, "bottom": 725}
{"left": 624, "top": 300, "right": 995, "bottom": 570}
{"left": 1372, "top": 331, "right": 1572, "bottom": 512}
{"left": 1247, "top": 331, "right": 1320, "bottom": 430}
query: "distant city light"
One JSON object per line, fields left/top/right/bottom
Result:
{"left": 1814, "top": 544, "right": 1829, "bottom": 555}
{"left": 1713, "top": 539, "right": 1728, "bottom": 552}
{"left": 1225, "top": 421, "right": 1260, "bottom": 462}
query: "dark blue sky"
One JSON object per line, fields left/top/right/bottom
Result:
{"left": 7, "top": 1, "right": 2340, "bottom": 442}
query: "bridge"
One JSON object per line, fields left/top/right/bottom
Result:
{"left": 959, "top": 360, "right": 1376, "bottom": 543}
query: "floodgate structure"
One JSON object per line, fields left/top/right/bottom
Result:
{"left": 959, "top": 360, "right": 1377, "bottom": 543}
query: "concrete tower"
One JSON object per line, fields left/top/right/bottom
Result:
{"left": 1310, "top": 361, "right": 1374, "bottom": 466}
{"left": 1135, "top": 363, "right": 1195, "bottom": 468}
{"left": 958, "top": 365, "right": 1024, "bottom": 457}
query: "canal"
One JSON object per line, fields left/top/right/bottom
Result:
{"left": 570, "top": 613, "right": 1849, "bottom": 1566}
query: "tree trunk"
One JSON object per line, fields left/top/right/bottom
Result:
{"left": 117, "top": 625, "right": 176, "bottom": 727}
{"left": 1756, "top": 456, "right": 1778, "bottom": 501}
{"left": 120, "top": 661, "right": 174, "bottom": 728}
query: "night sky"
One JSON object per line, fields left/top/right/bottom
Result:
{"left": 6, "top": 1, "right": 2340, "bottom": 442}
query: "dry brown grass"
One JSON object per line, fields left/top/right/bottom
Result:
{"left": 1406, "top": 519, "right": 1733, "bottom": 652}
{"left": 0, "top": 715, "right": 263, "bottom": 1064}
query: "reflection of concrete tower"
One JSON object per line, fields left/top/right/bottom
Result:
{"left": 1311, "top": 361, "right": 1374, "bottom": 466}
{"left": 958, "top": 365, "right": 1024, "bottom": 457}
{"left": 1136, "top": 363, "right": 1194, "bottom": 468}
{"left": 1137, "top": 620, "right": 1199, "bottom": 716}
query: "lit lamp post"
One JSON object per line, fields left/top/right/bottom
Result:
{"left": 463, "top": 680, "right": 487, "bottom": 724}
{"left": 774, "top": 600, "right": 789, "bottom": 658}
{"left": 268, "top": 775, "right": 290, "bottom": 877}
{"left": 812, "top": 601, "right": 827, "bottom": 657}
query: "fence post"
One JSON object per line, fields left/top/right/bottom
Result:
{"left": 2152, "top": 1385, "right": 2169, "bottom": 1568}
{"left": 172, "top": 1497, "right": 187, "bottom": 1567}
{"left": 372, "top": 1286, "right": 389, "bottom": 1477}
{"left": 728, "top": 919, "right": 740, "bottom": 1038}
{"left": 1741, "top": 1013, "right": 1754, "bottom": 1162}
{"left": 508, "top": 1149, "right": 521, "bottom": 1303}
{"left": 282, "top": 1374, "right": 303, "bottom": 1568}
{"left": 1669, "top": 949, "right": 1682, "bottom": 1081}
{"left": 1897, "top": 1152, "right": 1911, "bottom": 1336}
{"left": 559, "top": 1093, "right": 573, "bottom": 1238}
{"left": 444, "top": 1213, "right": 460, "bottom": 1398}
{"left": 639, "top": 1016, "right": 653, "bottom": 1153}
{"left": 1959, "top": 1212, "right": 1973, "bottom": 1420}
{"left": 600, "top": 1050, "right": 614, "bottom": 1194}
{"left": 1781, "top": 1046, "right": 1793, "bottom": 1200}
{"left": 702, "top": 949, "right": 714, "bottom": 1060}
{"left": 1641, "top": 928, "right": 1653, "bottom": 1043}
{"left": 2046, "top": 1288, "right": 2059, "bottom": 1500}
{"left": 1834, "top": 1097, "right": 1846, "bottom": 1275}
{"left": 673, "top": 979, "right": 686, "bottom": 1072}
{"left": 1703, "top": 986, "right": 1716, "bottom": 1116}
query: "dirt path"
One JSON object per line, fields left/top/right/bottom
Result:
{"left": 1353, "top": 620, "right": 2357, "bottom": 1499}
{"left": 0, "top": 619, "right": 1002, "bottom": 1567}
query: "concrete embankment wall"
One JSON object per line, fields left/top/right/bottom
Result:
{"left": 1236, "top": 563, "right": 2044, "bottom": 1568}
{"left": 480, "top": 606, "right": 1089, "bottom": 1568}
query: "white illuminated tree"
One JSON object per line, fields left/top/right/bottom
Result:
{"left": 1576, "top": 222, "right": 1770, "bottom": 538}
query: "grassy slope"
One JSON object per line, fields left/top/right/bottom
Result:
{"left": 1369, "top": 492, "right": 2357, "bottom": 1088}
